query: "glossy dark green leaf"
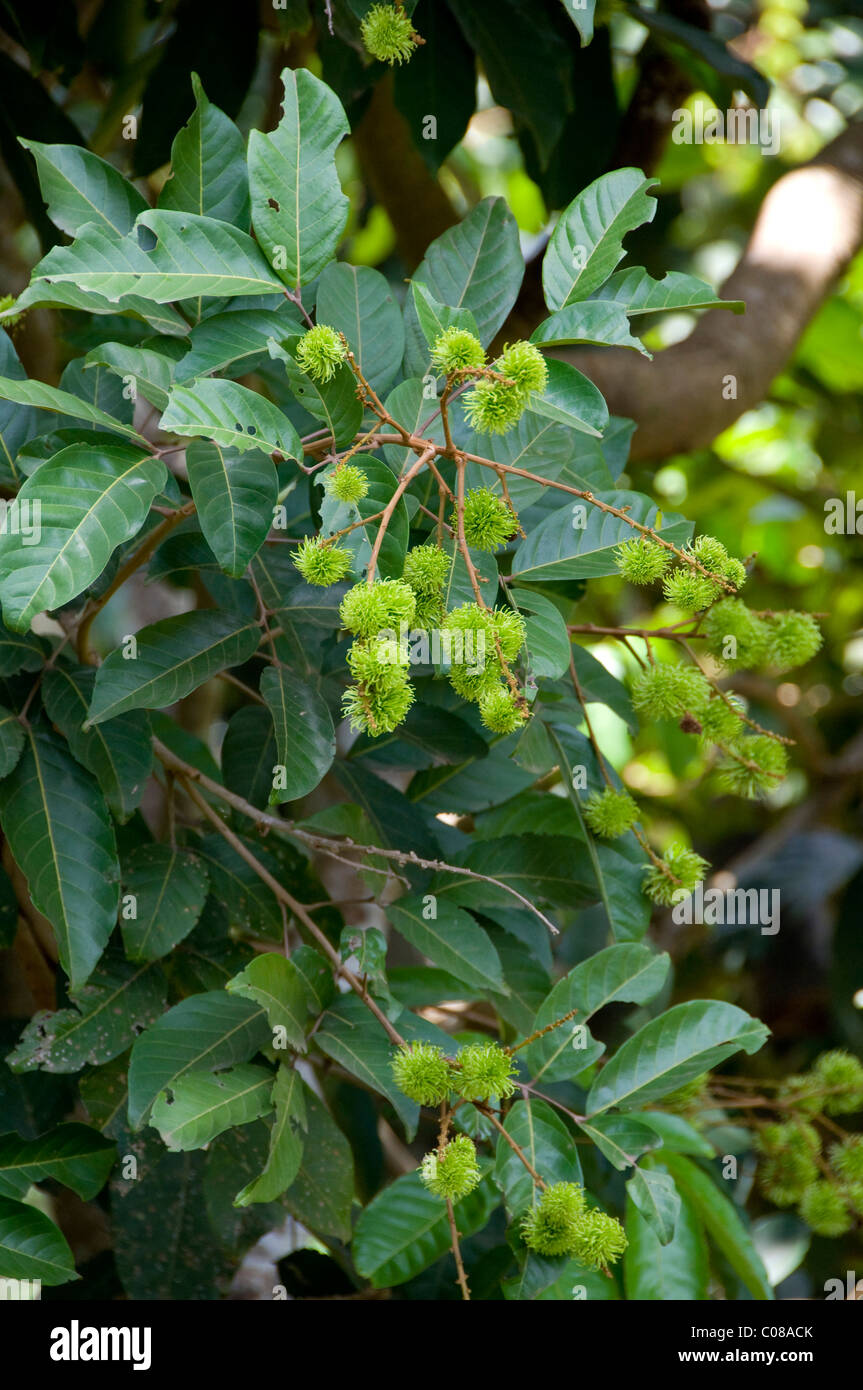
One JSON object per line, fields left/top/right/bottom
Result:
{"left": 120, "top": 844, "right": 209, "bottom": 961}
{"left": 158, "top": 73, "right": 249, "bottom": 226}
{"left": 0, "top": 1194, "right": 76, "bottom": 1285}
{"left": 0, "top": 1123, "right": 115, "bottom": 1201}
{"left": 42, "top": 666, "right": 153, "bottom": 822}
{"left": 187, "top": 440, "right": 277, "bottom": 578}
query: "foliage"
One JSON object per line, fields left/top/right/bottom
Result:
{"left": 0, "top": 0, "right": 860, "bottom": 1306}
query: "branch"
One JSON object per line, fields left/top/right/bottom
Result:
{"left": 553, "top": 121, "right": 863, "bottom": 462}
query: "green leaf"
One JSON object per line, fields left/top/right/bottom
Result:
{"left": 83, "top": 343, "right": 176, "bottom": 411}
{"left": 0, "top": 445, "right": 165, "bottom": 632}
{"left": 4, "top": 281, "right": 190, "bottom": 341}
{"left": 353, "top": 1170, "right": 498, "bottom": 1288}
{"left": 512, "top": 490, "right": 691, "bottom": 584}
{"left": 151, "top": 1062, "right": 273, "bottom": 1151}
{"left": 31, "top": 209, "right": 285, "bottom": 302}
{"left": 221, "top": 705, "right": 277, "bottom": 811}
{"left": 463, "top": 411, "right": 575, "bottom": 510}
{"left": 660, "top": 1152, "right": 773, "bottom": 1300}
{"left": 432, "top": 833, "right": 596, "bottom": 912}
{"left": 259, "top": 664, "right": 335, "bottom": 805}
{"left": 0, "top": 707, "right": 24, "bottom": 779}
{"left": 494, "top": 1098, "right": 583, "bottom": 1216}
{"left": 624, "top": 1185, "right": 708, "bottom": 1300}
{"left": 577, "top": 1115, "right": 661, "bottom": 1171}
{"left": 268, "top": 338, "right": 362, "bottom": 448}
{"left": 569, "top": 644, "right": 635, "bottom": 731}
{"left": 317, "top": 262, "right": 405, "bottom": 394}
{"left": 41, "top": 666, "right": 152, "bottom": 821}
{"left": 281, "top": 1082, "right": 354, "bottom": 1240}
{"left": 527, "top": 359, "right": 608, "bottom": 437}
{"left": 542, "top": 168, "right": 658, "bottom": 308}
{"left": 0, "top": 622, "right": 46, "bottom": 676}
{"left": 127, "top": 990, "right": 271, "bottom": 1129}
{"left": 0, "top": 1123, "right": 115, "bottom": 1202}
{"left": 20, "top": 138, "right": 147, "bottom": 237}
{"left": 403, "top": 198, "right": 524, "bottom": 377}
{"left": 320, "top": 454, "right": 409, "bottom": 580}
{"left": 226, "top": 953, "right": 310, "bottom": 1052}
{"left": 186, "top": 440, "right": 277, "bottom": 578}
{"left": 87, "top": 611, "right": 261, "bottom": 725}
{"left": 314, "top": 994, "right": 420, "bottom": 1139}
{"left": 121, "top": 844, "right": 209, "bottom": 962}
{"left": 0, "top": 378, "right": 146, "bottom": 446}
{"left": 636, "top": 1111, "right": 716, "bottom": 1158}
{"left": 0, "top": 1194, "right": 76, "bottom": 1285}
{"left": 545, "top": 723, "right": 650, "bottom": 943}
{"left": 7, "top": 956, "right": 166, "bottom": 1074}
{"left": 0, "top": 330, "right": 39, "bottom": 486}
{"left": 195, "top": 834, "right": 284, "bottom": 940}
{"left": 160, "top": 378, "right": 302, "bottom": 459}
{"left": 526, "top": 944, "right": 670, "bottom": 1085}
{"left": 511, "top": 589, "right": 570, "bottom": 678}
{"left": 587, "top": 1002, "right": 770, "bottom": 1115}
{"left": 531, "top": 301, "right": 649, "bottom": 355}
{"left": 234, "top": 1063, "right": 306, "bottom": 1206}
{"left": 176, "top": 304, "right": 302, "bottom": 381}
{"left": 561, "top": 0, "right": 595, "bottom": 45}
{"left": 589, "top": 267, "right": 744, "bottom": 316}
{"left": 158, "top": 73, "right": 249, "bottom": 226}
{"left": 387, "top": 895, "right": 506, "bottom": 996}
{"left": 0, "top": 728, "right": 119, "bottom": 990}
{"left": 410, "top": 280, "right": 479, "bottom": 350}
{"left": 248, "top": 67, "right": 349, "bottom": 289}
{"left": 627, "top": 1164, "right": 680, "bottom": 1245}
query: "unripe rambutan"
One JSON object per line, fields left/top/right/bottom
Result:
{"left": 295, "top": 323, "right": 346, "bottom": 382}
{"left": 799, "top": 1181, "right": 853, "bottom": 1237}
{"left": 520, "top": 1183, "right": 587, "bottom": 1257}
{"left": 430, "top": 327, "right": 485, "bottom": 374}
{"left": 478, "top": 685, "right": 526, "bottom": 735}
{"left": 762, "top": 611, "right": 822, "bottom": 673}
{"left": 615, "top": 537, "right": 671, "bottom": 585}
{"left": 420, "top": 1134, "right": 481, "bottom": 1202}
{"left": 326, "top": 465, "right": 369, "bottom": 505}
{"left": 390, "top": 1042, "right": 453, "bottom": 1105}
{"left": 717, "top": 735, "right": 788, "bottom": 799}
{"left": 456, "top": 489, "right": 518, "bottom": 553}
{"left": 583, "top": 787, "right": 639, "bottom": 838}
{"left": 642, "top": 844, "right": 709, "bottom": 906}
{"left": 631, "top": 664, "right": 710, "bottom": 721}
{"left": 293, "top": 536, "right": 353, "bottom": 586}
{"left": 454, "top": 1041, "right": 517, "bottom": 1101}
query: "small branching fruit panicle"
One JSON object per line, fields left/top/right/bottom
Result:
{"left": 631, "top": 663, "right": 711, "bottom": 721}
{"left": 776, "top": 1074, "right": 824, "bottom": 1115}
{"left": 478, "top": 685, "right": 526, "bottom": 735}
{"left": 642, "top": 844, "right": 709, "bottom": 906}
{"left": 293, "top": 536, "right": 353, "bottom": 586}
{"left": 718, "top": 734, "right": 788, "bottom": 799}
{"left": 662, "top": 568, "right": 722, "bottom": 612}
{"left": 457, "top": 488, "right": 518, "bottom": 553}
{"left": 431, "top": 327, "right": 485, "bottom": 374}
{"left": 763, "top": 610, "right": 823, "bottom": 673}
{"left": 326, "top": 464, "right": 369, "bottom": 504}
{"left": 454, "top": 1041, "right": 518, "bottom": 1101}
{"left": 521, "top": 1182, "right": 587, "bottom": 1257}
{"left": 360, "top": 3, "right": 420, "bottom": 64}
{"left": 340, "top": 578, "right": 416, "bottom": 637}
{"left": 295, "top": 323, "right": 346, "bottom": 382}
{"left": 390, "top": 1042, "right": 453, "bottom": 1105}
{"left": 583, "top": 787, "right": 640, "bottom": 838}
{"left": 344, "top": 638, "right": 413, "bottom": 734}
{"left": 420, "top": 1135, "right": 481, "bottom": 1202}
{"left": 615, "top": 536, "right": 672, "bottom": 585}
{"left": 493, "top": 605, "right": 527, "bottom": 661}
{"left": 689, "top": 534, "right": 747, "bottom": 589}
{"left": 799, "top": 1181, "right": 854, "bottom": 1237}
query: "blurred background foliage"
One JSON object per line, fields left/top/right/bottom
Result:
{"left": 1, "top": 0, "right": 862, "bottom": 1295}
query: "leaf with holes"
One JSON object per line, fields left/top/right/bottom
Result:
{"left": 151, "top": 1063, "right": 274, "bottom": 1151}
{"left": 160, "top": 379, "right": 301, "bottom": 459}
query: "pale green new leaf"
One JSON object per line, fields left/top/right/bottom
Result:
{"left": 87, "top": 611, "right": 261, "bottom": 725}
{"left": 127, "top": 990, "right": 271, "bottom": 1128}
{"left": 226, "top": 953, "right": 310, "bottom": 1052}
{"left": 151, "top": 1063, "right": 274, "bottom": 1151}
{"left": 259, "top": 664, "right": 335, "bottom": 804}
{"left": 0, "top": 443, "right": 166, "bottom": 632}
{"left": 186, "top": 440, "right": 277, "bottom": 577}
{"left": 160, "top": 379, "right": 301, "bottom": 459}
{"left": 248, "top": 67, "right": 349, "bottom": 288}
{"left": 0, "top": 728, "right": 119, "bottom": 990}
{"left": 234, "top": 1064, "right": 307, "bottom": 1206}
